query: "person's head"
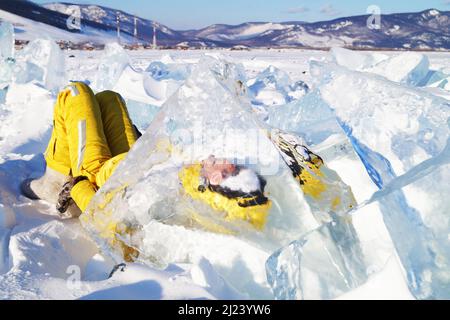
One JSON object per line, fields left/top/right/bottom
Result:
{"left": 201, "top": 156, "right": 237, "bottom": 186}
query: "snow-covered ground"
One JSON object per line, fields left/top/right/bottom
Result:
{"left": 1, "top": 27, "right": 449, "bottom": 300}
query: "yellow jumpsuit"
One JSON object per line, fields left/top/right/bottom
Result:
{"left": 45, "top": 81, "right": 138, "bottom": 212}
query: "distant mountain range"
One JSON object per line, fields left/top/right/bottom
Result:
{"left": 0, "top": 0, "right": 449, "bottom": 50}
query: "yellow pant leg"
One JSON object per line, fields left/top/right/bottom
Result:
{"left": 45, "top": 91, "right": 71, "bottom": 176}
{"left": 95, "top": 91, "right": 138, "bottom": 157}
{"left": 62, "top": 82, "right": 112, "bottom": 183}
{"left": 70, "top": 89, "right": 135, "bottom": 212}
{"left": 96, "top": 152, "right": 128, "bottom": 188}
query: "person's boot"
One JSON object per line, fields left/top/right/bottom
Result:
{"left": 20, "top": 167, "right": 82, "bottom": 219}
{"left": 21, "top": 167, "right": 66, "bottom": 202}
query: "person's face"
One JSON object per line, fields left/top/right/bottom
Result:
{"left": 202, "top": 157, "right": 237, "bottom": 186}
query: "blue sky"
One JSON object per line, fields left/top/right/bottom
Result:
{"left": 34, "top": 0, "right": 450, "bottom": 30}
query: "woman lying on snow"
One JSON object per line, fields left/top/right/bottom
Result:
{"left": 20, "top": 81, "right": 271, "bottom": 222}
{"left": 20, "top": 81, "right": 347, "bottom": 262}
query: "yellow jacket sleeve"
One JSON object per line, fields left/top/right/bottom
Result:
{"left": 71, "top": 153, "right": 128, "bottom": 212}
{"left": 96, "top": 152, "right": 128, "bottom": 188}
{"left": 71, "top": 179, "right": 97, "bottom": 212}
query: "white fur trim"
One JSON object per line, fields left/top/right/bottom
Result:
{"left": 220, "top": 169, "right": 261, "bottom": 193}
